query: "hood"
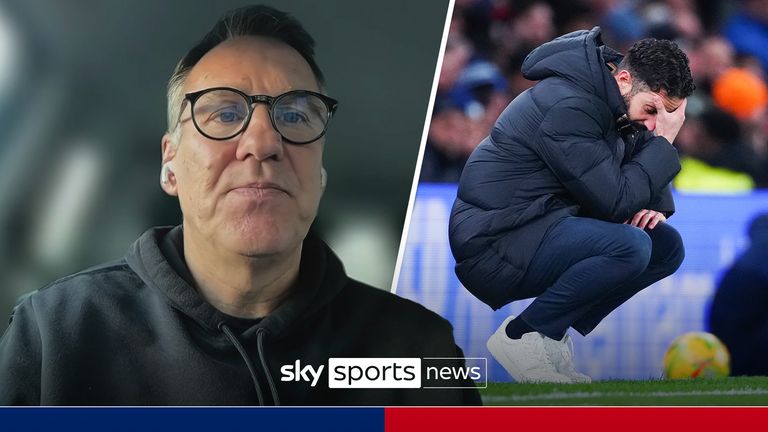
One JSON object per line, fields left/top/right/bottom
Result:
{"left": 124, "top": 225, "right": 347, "bottom": 341}
{"left": 522, "top": 27, "right": 627, "bottom": 118}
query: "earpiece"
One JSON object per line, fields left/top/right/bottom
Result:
{"left": 321, "top": 167, "right": 327, "bottom": 189}
{"left": 161, "top": 163, "right": 173, "bottom": 185}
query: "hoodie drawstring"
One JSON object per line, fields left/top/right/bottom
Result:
{"left": 219, "top": 323, "right": 265, "bottom": 406}
{"left": 257, "top": 328, "right": 280, "bottom": 405}
{"left": 218, "top": 323, "right": 280, "bottom": 406}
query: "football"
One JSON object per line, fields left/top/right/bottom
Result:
{"left": 663, "top": 332, "right": 731, "bottom": 379}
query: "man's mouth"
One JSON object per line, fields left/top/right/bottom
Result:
{"left": 229, "top": 182, "right": 290, "bottom": 197}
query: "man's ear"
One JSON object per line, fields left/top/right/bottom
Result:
{"left": 160, "top": 133, "right": 178, "bottom": 196}
{"left": 615, "top": 69, "right": 634, "bottom": 96}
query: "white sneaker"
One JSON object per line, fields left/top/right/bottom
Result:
{"left": 487, "top": 316, "right": 572, "bottom": 383}
{"left": 543, "top": 334, "right": 592, "bottom": 384}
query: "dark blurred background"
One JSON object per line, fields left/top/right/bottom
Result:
{"left": 0, "top": 0, "right": 450, "bottom": 326}
{"left": 422, "top": 0, "right": 768, "bottom": 190}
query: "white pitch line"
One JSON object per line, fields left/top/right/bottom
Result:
{"left": 483, "top": 388, "right": 768, "bottom": 403}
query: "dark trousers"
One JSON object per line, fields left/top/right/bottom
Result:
{"left": 517, "top": 217, "right": 684, "bottom": 340}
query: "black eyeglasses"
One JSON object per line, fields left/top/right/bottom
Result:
{"left": 183, "top": 87, "right": 339, "bottom": 144}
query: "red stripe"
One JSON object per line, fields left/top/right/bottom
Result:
{"left": 384, "top": 407, "right": 768, "bottom": 432}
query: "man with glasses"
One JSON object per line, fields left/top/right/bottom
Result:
{"left": 0, "top": 5, "right": 480, "bottom": 406}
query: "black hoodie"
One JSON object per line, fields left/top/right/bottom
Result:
{"left": 0, "top": 226, "right": 481, "bottom": 405}
{"left": 449, "top": 27, "right": 681, "bottom": 309}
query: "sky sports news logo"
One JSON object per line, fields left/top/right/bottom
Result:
{"left": 280, "top": 358, "right": 487, "bottom": 389}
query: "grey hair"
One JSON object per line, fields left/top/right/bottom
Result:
{"left": 165, "top": 62, "right": 188, "bottom": 146}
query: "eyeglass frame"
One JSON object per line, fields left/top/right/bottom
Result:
{"left": 181, "top": 87, "right": 339, "bottom": 144}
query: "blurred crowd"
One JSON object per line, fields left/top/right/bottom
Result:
{"left": 421, "top": 0, "right": 768, "bottom": 192}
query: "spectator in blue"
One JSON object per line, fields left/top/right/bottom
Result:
{"left": 709, "top": 213, "right": 768, "bottom": 376}
{"left": 724, "top": 0, "right": 768, "bottom": 71}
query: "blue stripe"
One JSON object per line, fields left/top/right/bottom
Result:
{"left": 0, "top": 407, "right": 384, "bottom": 432}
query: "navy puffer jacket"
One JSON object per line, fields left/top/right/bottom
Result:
{"left": 449, "top": 28, "right": 681, "bottom": 309}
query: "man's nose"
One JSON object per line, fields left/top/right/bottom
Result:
{"left": 644, "top": 117, "right": 656, "bottom": 132}
{"left": 235, "top": 105, "right": 284, "bottom": 161}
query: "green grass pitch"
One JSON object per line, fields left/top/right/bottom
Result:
{"left": 480, "top": 377, "right": 768, "bottom": 405}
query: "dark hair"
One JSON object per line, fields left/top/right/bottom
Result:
{"left": 179, "top": 5, "right": 322, "bottom": 84}
{"left": 166, "top": 5, "right": 323, "bottom": 134}
{"left": 619, "top": 38, "right": 695, "bottom": 99}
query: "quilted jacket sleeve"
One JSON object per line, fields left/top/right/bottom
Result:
{"left": 648, "top": 184, "right": 675, "bottom": 217}
{"left": 534, "top": 98, "right": 681, "bottom": 222}
{"left": 634, "top": 130, "right": 676, "bottom": 217}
